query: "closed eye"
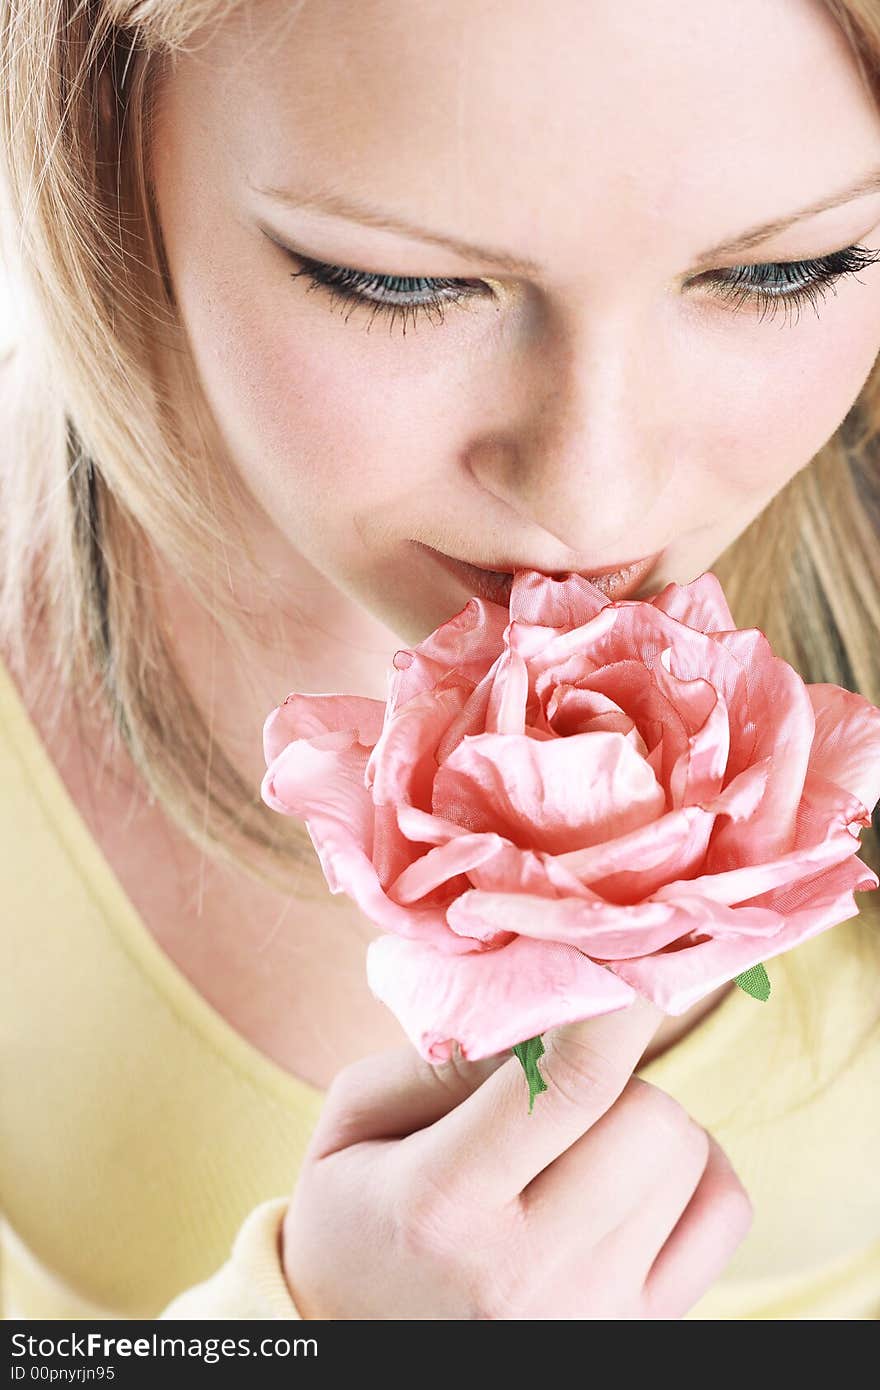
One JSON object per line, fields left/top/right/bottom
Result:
{"left": 280, "top": 241, "right": 880, "bottom": 336}
{"left": 691, "top": 242, "right": 880, "bottom": 326}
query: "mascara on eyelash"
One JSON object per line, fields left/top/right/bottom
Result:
{"left": 288, "top": 242, "right": 880, "bottom": 335}
{"left": 725, "top": 243, "right": 880, "bottom": 288}
{"left": 711, "top": 243, "right": 880, "bottom": 325}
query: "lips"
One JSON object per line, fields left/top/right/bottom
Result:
{"left": 416, "top": 542, "right": 665, "bottom": 606}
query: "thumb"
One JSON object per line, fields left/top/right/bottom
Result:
{"left": 542, "top": 993, "right": 667, "bottom": 1094}
{"left": 312, "top": 995, "right": 666, "bottom": 1157}
{"left": 549, "top": 992, "right": 667, "bottom": 1056}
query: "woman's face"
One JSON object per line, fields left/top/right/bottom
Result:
{"left": 149, "top": 0, "right": 880, "bottom": 645}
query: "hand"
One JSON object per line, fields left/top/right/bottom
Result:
{"left": 280, "top": 997, "right": 753, "bottom": 1319}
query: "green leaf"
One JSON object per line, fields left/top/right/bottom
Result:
{"left": 734, "top": 962, "right": 771, "bottom": 1001}
{"left": 512, "top": 1034, "right": 549, "bottom": 1113}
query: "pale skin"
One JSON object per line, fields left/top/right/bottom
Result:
{"left": 13, "top": 0, "right": 880, "bottom": 1316}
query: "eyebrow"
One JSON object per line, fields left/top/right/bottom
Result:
{"left": 693, "top": 165, "right": 880, "bottom": 267}
{"left": 252, "top": 166, "right": 880, "bottom": 275}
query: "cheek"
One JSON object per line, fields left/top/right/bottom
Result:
{"left": 175, "top": 266, "right": 446, "bottom": 543}
{"left": 683, "top": 288, "right": 880, "bottom": 499}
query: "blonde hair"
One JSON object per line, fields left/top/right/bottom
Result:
{"left": 0, "top": 0, "right": 877, "bottom": 914}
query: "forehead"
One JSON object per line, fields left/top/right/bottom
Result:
{"left": 168, "top": 0, "right": 880, "bottom": 268}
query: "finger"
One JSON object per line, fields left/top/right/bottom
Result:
{"left": 520, "top": 1075, "right": 707, "bottom": 1248}
{"left": 407, "top": 994, "right": 666, "bottom": 1209}
{"left": 641, "top": 1132, "right": 754, "bottom": 1319}
{"left": 311, "top": 1040, "right": 511, "bottom": 1156}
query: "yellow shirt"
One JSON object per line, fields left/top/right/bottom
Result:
{"left": 1, "top": 649, "right": 879, "bottom": 1320}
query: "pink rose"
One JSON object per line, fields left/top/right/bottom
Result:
{"left": 260, "top": 570, "right": 880, "bottom": 1064}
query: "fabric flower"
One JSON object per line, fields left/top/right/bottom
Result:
{"left": 260, "top": 570, "right": 880, "bottom": 1076}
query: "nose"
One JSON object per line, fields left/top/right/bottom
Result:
{"left": 464, "top": 318, "right": 676, "bottom": 561}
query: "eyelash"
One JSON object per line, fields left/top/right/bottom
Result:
{"left": 287, "top": 242, "right": 880, "bottom": 336}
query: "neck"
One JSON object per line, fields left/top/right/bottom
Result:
{"left": 154, "top": 506, "right": 403, "bottom": 798}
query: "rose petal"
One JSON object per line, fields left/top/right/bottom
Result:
{"left": 386, "top": 651, "right": 473, "bottom": 716}
{"left": 389, "top": 595, "right": 508, "bottom": 710}
{"left": 446, "top": 887, "right": 682, "bottom": 955}
{"left": 470, "top": 842, "right": 597, "bottom": 898}
{"left": 645, "top": 894, "right": 785, "bottom": 939}
{"left": 545, "top": 685, "right": 649, "bottom": 757}
{"left": 371, "top": 800, "right": 419, "bottom": 889}
{"left": 485, "top": 645, "right": 530, "bottom": 734}
{"left": 700, "top": 757, "right": 771, "bottom": 824}
{"left": 365, "top": 685, "right": 468, "bottom": 808}
{"left": 651, "top": 657, "right": 730, "bottom": 809}
{"left": 262, "top": 733, "right": 373, "bottom": 826}
{"left": 261, "top": 737, "right": 481, "bottom": 952}
{"left": 523, "top": 600, "right": 730, "bottom": 689}
{"left": 387, "top": 832, "right": 515, "bottom": 905}
{"left": 262, "top": 692, "right": 385, "bottom": 767}
{"left": 553, "top": 803, "right": 709, "bottom": 883}
{"left": 432, "top": 729, "right": 665, "bottom": 852}
{"left": 487, "top": 601, "right": 813, "bottom": 867}
{"left": 446, "top": 887, "right": 783, "bottom": 955}
{"left": 661, "top": 767, "right": 873, "bottom": 907}
{"left": 610, "top": 854, "right": 879, "bottom": 1014}
{"left": 365, "top": 931, "right": 636, "bottom": 1062}
{"left": 647, "top": 571, "right": 736, "bottom": 633}
{"left": 806, "top": 682, "right": 880, "bottom": 815}
{"left": 513, "top": 602, "right": 619, "bottom": 673}
{"left": 646, "top": 739, "right": 665, "bottom": 781}
{"left": 509, "top": 570, "right": 611, "bottom": 628}
{"left": 707, "top": 632, "right": 816, "bottom": 858}
{"left": 535, "top": 657, "right": 690, "bottom": 793}
{"left": 396, "top": 803, "right": 472, "bottom": 846}
{"left": 435, "top": 664, "right": 498, "bottom": 762}
{"left": 390, "top": 829, "right": 585, "bottom": 907}
{"left": 586, "top": 807, "right": 716, "bottom": 904}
